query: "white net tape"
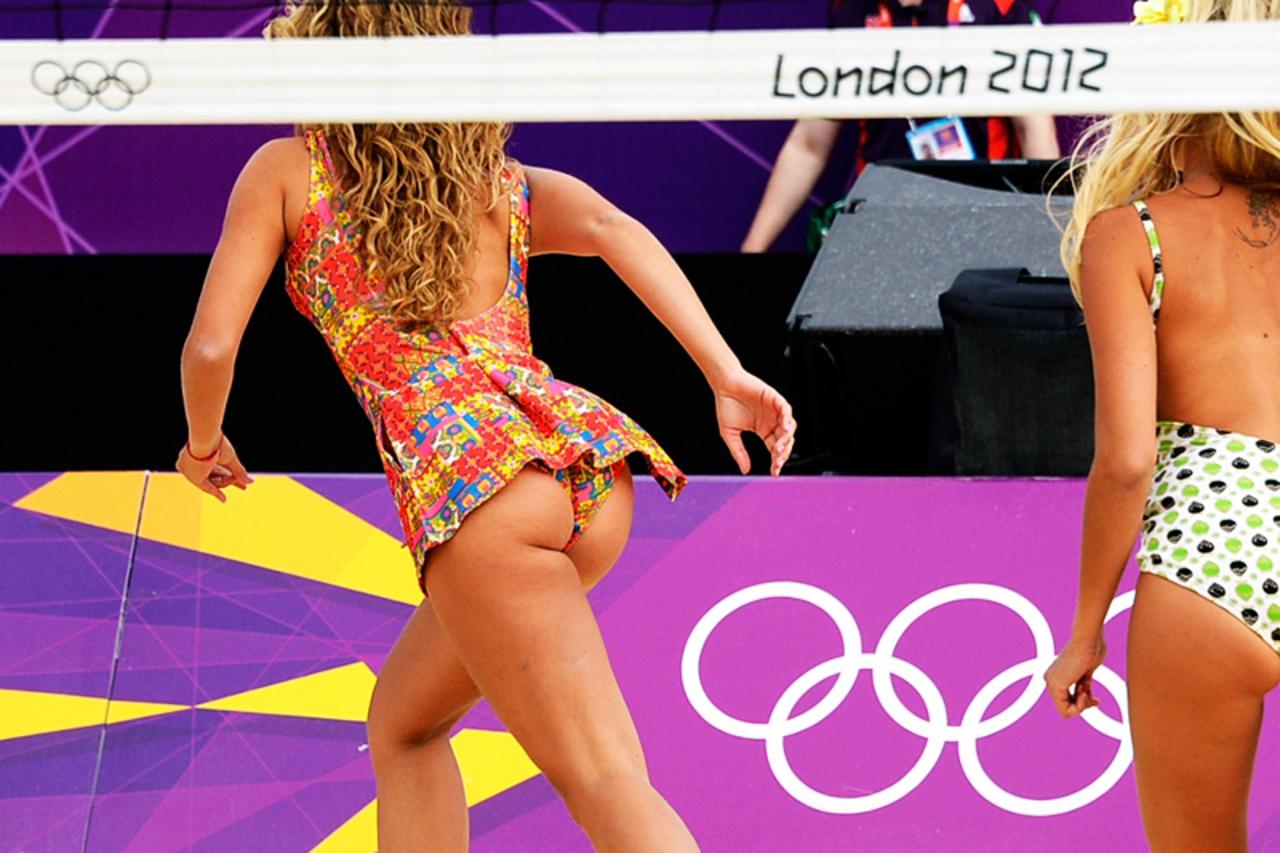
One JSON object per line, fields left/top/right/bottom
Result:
{"left": 3, "top": 20, "right": 1279, "bottom": 125}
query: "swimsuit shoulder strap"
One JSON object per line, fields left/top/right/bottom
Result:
{"left": 1132, "top": 199, "right": 1166, "bottom": 321}
{"left": 505, "top": 161, "right": 530, "bottom": 232}
{"left": 503, "top": 160, "right": 530, "bottom": 270}
{"left": 302, "top": 129, "right": 328, "bottom": 208}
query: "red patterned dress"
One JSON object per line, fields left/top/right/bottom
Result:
{"left": 285, "top": 130, "right": 686, "bottom": 593}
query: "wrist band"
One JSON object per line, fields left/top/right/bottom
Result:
{"left": 185, "top": 435, "right": 222, "bottom": 462}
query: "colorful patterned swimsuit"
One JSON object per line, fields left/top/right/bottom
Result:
{"left": 1134, "top": 200, "right": 1280, "bottom": 653}
{"left": 285, "top": 130, "right": 686, "bottom": 594}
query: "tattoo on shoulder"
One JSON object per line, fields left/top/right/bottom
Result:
{"left": 1236, "top": 191, "right": 1280, "bottom": 249}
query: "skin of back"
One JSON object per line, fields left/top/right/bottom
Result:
{"left": 1143, "top": 183, "right": 1280, "bottom": 437}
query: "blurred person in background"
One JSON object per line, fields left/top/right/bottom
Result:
{"left": 741, "top": 0, "right": 1061, "bottom": 253}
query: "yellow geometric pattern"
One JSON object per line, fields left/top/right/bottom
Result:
{"left": 17, "top": 472, "right": 422, "bottom": 605}
{"left": 309, "top": 799, "right": 377, "bottom": 853}
{"left": 12, "top": 471, "right": 148, "bottom": 536}
{"left": 9, "top": 471, "right": 546, "bottom": 851}
{"left": 450, "top": 728, "right": 542, "bottom": 806}
{"left": 0, "top": 688, "right": 187, "bottom": 741}
{"left": 198, "top": 662, "right": 377, "bottom": 722}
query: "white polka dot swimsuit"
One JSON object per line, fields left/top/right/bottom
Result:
{"left": 1134, "top": 201, "right": 1280, "bottom": 653}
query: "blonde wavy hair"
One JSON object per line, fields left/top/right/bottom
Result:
{"left": 1060, "top": 0, "right": 1280, "bottom": 299}
{"left": 267, "top": 1, "right": 511, "bottom": 326}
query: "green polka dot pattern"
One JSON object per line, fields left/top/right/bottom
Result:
{"left": 1140, "top": 421, "right": 1280, "bottom": 653}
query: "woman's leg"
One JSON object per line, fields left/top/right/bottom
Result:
{"left": 368, "top": 463, "right": 648, "bottom": 851}
{"left": 1127, "top": 572, "right": 1280, "bottom": 853}
{"left": 426, "top": 466, "right": 697, "bottom": 852}
{"left": 367, "top": 598, "right": 476, "bottom": 852}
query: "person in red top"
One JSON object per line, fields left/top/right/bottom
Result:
{"left": 742, "top": 0, "right": 1061, "bottom": 252}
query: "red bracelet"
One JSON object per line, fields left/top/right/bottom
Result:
{"left": 185, "top": 435, "right": 223, "bottom": 462}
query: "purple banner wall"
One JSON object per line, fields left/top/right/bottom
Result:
{"left": 6, "top": 471, "right": 1280, "bottom": 850}
{"left": 0, "top": 0, "right": 1128, "bottom": 255}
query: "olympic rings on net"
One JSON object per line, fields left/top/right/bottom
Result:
{"left": 680, "top": 581, "right": 1134, "bottom": 817}
{"left": 31, "top": 60, "right": 152, "bottom": 112}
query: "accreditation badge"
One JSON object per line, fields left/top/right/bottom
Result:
{"left": 905, "top": 117, "right": 976, "bottom": 160}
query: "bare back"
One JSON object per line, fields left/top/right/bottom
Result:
{"left": 1144, "top": 183, "right": 1280, "bottom": 439}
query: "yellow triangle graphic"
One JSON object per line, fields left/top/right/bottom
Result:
{"left": 14, "top": 471, "right": 146, "bottom": 535}
{"left": 0, "top": 688, "right": 186, "bottom": 741}
{"left": 197, "top": 662, "right": 376, "bottom": 722}
{"left": 17, "top": 472, "right": 421, "bottom": 605}
{"left": 451, "top": 728, "right": 542, "bottom": 807}
{"left": 309, "top": 797, "right": 376, "bottom": 853}
{"left": 105, "top": 696, "right": 191, "bottom": 724}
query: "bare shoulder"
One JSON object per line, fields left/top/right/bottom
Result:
{"left": 1081, "top": 204, "right": 1148, "bottom": 267}
{"left": 523, "top": 165, "right": 596, "bottom": 198}
{"left": 1084, "top": 203, "right": 1145, "bottom": 242}
{"left": 1077, "top": 203, "right": 1151, "bottom": 301}
{"left": 227, "top": 136, "right": 310, "bottom": 231}
{"left": 522, "top": 165, "right": 612, "bottom": 218}
{"left": 241, "top": 135, "right": 307, "bottom": 181}
{"left": 521, "top": 166, "right": 623, "bottom": 256}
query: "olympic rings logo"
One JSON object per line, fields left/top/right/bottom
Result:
{"left": 681, "top": 581, "right": 1134, "bottom": 817}
{"left": 31, "top": 60, "right": 151, "bottom": 112}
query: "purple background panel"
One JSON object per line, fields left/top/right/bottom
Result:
{"left": 0, "top": 474, "right": 135, "bottom": 853}
{"left": 0, "top": 0, "right": 1130, "bottom": 255}
{"left": 599, "top": 478, "right": 1144, "bottom": 851}
{"left": 10, "top": 472, "right": 1280, "bottom": 850}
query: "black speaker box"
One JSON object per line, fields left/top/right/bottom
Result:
{"left": 787, "top": 160, "right": 1075, "bottom": 474}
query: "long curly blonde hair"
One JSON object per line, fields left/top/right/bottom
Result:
{"left": 1060, "top": 0, "right": 1280, "bottom": 299}
{"left": 266, "top": 1, "right": 511, "bottom": 326}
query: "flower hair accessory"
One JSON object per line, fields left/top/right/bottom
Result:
{"left": 1133, "top": 0, "right": 1186, "bottom": 24}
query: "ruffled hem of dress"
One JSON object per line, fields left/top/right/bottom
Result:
{"left": 402, "top": 437, "right": 686, "bottom": 594}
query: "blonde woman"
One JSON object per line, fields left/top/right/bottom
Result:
{"left": 175, "top": 3, "right": 794, "bottom": 850}
{"left": 1044, "top": 1, "right": 1280, "bottom": 849}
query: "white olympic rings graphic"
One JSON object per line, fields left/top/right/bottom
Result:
{"left": 31, "top": 60, "right": 151, "bottom": 112}
{"left": 681, "top": 581, "right": 1134, "bottom": 817}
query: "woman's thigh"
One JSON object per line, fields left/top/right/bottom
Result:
{"left": 369, "top": 463, "right": 636, "bottom": 747}
{"left": 424, "top": 467, "right": 648, "bottom": 787}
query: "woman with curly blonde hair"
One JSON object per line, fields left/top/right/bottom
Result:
{"left": 1045, "top": 1, "right": 1280, "bottom": 849}
{"left": 175, "top": 3, "right": 794, "bottom": 850}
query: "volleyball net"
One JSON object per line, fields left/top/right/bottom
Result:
{"left": 3, "top": 1, "right": 1279, "bottom": 125}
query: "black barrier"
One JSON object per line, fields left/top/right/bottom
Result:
{"left": 0, "top": 253, "right": 806, "bottom": 474}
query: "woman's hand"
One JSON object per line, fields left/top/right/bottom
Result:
{"left": 176, "top": 436, "right": 253, "bottom": 502}
{"left": 713, "top": 368, "right": 796, "bottom": 477}
{"left": 1044, "top": 633, "right": 1107, "bottom": 719}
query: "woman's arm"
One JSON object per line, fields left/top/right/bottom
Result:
{"left": 177, "top": 140, "right": 294, "bottom": 499}
{"left": 1044, "top": 206, "right": 1157, "bottom": 716}
{"left": 1011, "top": 114, "right": 1061, "bottom": 160}
{"left": 525, "top": 166, "right": 796, "bottom": 475}
{"left": 741, "top": 119, "right": 842, "bottom": 253}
